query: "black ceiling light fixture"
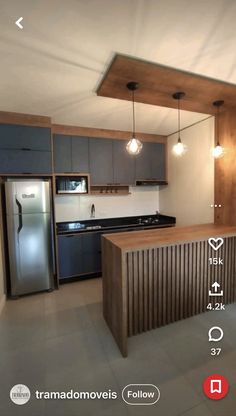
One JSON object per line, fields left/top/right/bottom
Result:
{"left": 126, "top": 81, "right": 143, "bottom": 155}
{"left": 172, "top": 91, "right": 187, "bottom": 156}
{"left": 212, "top": 100, "right": 224, "bottom": 159}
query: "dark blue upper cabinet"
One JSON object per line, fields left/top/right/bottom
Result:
{"left": 89, "top": 138, "right": 113, "bottom": 185}
{"left": 0, "top": 124, "right": 52, "bottom": 174}
{"left": 135, "top": 143, "right": 152, "bottom": 180}
{"left": 53, "top": 135, "right": 72, "bottom": 173}
{"left": 150, "top": 143, "right": 166, "bottom": 180}
{"left": 71, "top": 136, "right": 89, "bottom": 173}
{"left": 0, "top": 124, "right": 51, "bottom": 151}
{"left": 135, "top": 142, "right": 166, "bottom": 181}
{"left": 113, "top": 140, "right": 135, "bottom": 185}
{"left": 0, "top": 149, "right": 52, "bottom": 174}
{"left": 53, "top": 135, "right": 89, "bottom": 173}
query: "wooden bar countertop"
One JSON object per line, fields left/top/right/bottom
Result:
{"left": 103, "top": 223, "right": 236, "bottom": 251}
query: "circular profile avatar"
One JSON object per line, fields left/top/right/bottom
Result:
{"left": 10, "top": 384, "right": 31, "bottom": 405}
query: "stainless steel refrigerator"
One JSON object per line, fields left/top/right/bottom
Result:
{"left": 5, "top": 179, "right": 54, "bottom": 296}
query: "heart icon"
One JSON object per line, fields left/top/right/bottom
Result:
{"left": 208, "top": 238, "right": 224, "bottom": 251}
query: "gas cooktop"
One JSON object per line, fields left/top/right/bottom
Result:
{"left": 137, "top": 217, "right": 160, "bottom": 225}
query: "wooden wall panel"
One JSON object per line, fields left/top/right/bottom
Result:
{"left": 52, "top": 124, "right": 166, "bottom": 143}
{"left": 0, "top": 111, "right": 51, "bottom": 127}
{"left": 215, "top": 110, "right": 236, "bottom": 225}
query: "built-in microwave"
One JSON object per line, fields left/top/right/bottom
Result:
{"left": 56, "top": 176, "right": 89, "bottom": 194}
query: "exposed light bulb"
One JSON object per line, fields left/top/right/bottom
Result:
{"left": 126, "top": 138, "right": 143, "bottom": 155}
{"left": 172, "top": 140, "right": 186, "bottom": 156}
{"left": 213, "top": 144, "right": 224, "bottom": 158}
{"left": 126, "top": 82, "right": 143, "bottom": 155}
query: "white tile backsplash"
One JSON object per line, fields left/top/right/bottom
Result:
{"left": 55, "top": 186, "right": 160, "bottom": 222}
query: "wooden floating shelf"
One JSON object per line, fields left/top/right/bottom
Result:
{"left": 90, "top": 185, "right": 130, "bottom": 196}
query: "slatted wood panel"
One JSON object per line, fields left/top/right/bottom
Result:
{"left": 126, "top": 238, "right": 236, "bottom": 337}
{"left": 102, "top": 238, "right": 128, "bottom": 356}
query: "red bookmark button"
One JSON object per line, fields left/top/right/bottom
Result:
{"left": 203, "top": 374, "right": 229, "bottom": 400}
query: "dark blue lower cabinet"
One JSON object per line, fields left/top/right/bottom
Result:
{"left": 58, "top": 232, "right": 101, "bottom": 279}
{"left": 58, "top": 235, "right": 83, "bottom": 278}
{"left": 82, "top": 233, "right": 101, "bottom": 274}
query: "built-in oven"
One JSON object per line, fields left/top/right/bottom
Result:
{"left": 56, "top": 176, "right": 89, "bottom": 194}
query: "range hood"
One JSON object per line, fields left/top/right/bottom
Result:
{"left": 136, "top": 180, "right": 168, "bottom": 186}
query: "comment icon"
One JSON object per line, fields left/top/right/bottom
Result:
{"left": 208, "top": 327, "right": 224, "bottom": 342}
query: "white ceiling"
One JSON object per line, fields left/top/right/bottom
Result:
{"left": 1, "top": 0, "right": 236, "bottom": 135}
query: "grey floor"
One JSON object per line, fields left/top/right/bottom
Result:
{"left": 0, "top": 278, "right": 236, "bottom": 416}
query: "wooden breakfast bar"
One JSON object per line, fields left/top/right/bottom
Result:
{"left": 102, "top": 224, "right": 236, "bottom": 357}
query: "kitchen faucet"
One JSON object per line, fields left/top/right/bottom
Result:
{"left": 90, "top": 204, "right": 95, "bottom": 218}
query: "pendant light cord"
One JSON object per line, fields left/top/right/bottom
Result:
{"left": 178, "top": 97, "right": 181, "bottom": 141}
{"left": 213, "top": 100, "right": 224, "bottom": 146}
{"left": 132, "top": 90, "right": 136, "bottom": 139}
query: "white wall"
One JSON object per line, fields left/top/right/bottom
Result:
{"left": 55, "top": 187, "right": 160, "bottom": 222}
{"left": 159, "top": 117, "right": 214, "bottom": 226}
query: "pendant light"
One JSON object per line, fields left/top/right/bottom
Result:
{"left": 172, "top": 92, "right": 187, "bottom": 156}
{"left": 126, "top": 81, "right": 143, "bottom": 155}
{"left": 212, "top": 100, "right": 224, "bottom": 159}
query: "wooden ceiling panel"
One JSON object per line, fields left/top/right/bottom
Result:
{"left": 97, "top": 54, "right": 236, "bottom": 115}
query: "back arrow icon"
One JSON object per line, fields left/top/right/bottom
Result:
{"left": 15, "top": 17, "right": 23, "bottom": 29}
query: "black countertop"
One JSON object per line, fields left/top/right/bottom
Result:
{"left": 56, "top": 214, "right": 176, "bottom": 235}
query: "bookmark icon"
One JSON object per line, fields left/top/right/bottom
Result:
{"left": 203, "top": 374, "right": 228, "bottom": 400}
{"left": 210, "top": 380, "right": 222, "bottom": 394}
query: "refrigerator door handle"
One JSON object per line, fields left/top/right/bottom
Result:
{"left": 15, "top": 196, "right": 23, "bottom": 233}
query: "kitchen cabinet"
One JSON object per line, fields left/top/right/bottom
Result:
{"left": 58, "top": 234, "right": 83, "bottom": 278}
{"left": 82, "top": 233, "right": 101, "bottom": 274}
{"left": 53, "top": 135, "right": 71, "bottom": 173}
{"left": 113, "top": 140, "right": 135, "bottom": 185}
{"left": 71, "top": 136, "right": 89, "bottom": 172}
{"left": 135, "top": 142, "right": 166, "bottom": 181}
{"left": 135, "top": 143, "right": 152, "bottom": 180}
{"left": 57, "top": 232, "right": 101, "bottom": 279}
{"left": 53, "top": 135, "right": 166, "bottom": 184}
{"left": 53, "top": 135, "right": 89, "bottom": 173}
{"left": 89, "top": 138, "right": 113, "bottom": 185}
{"left": 0, "top": 124, "right": 51, "bottom": 151}
{"left": 57, "top": 223, "right": 177, "bottom": 280}
{"left": 0, "top": 124, "right": 52, "bottom": 174}
{"left": 57, "top": 214, "right": 175, "bottom": 280}
{"left": 150, "top": 143, "right": 166, "bottom": 180}
{"left": 0, "top": 149, "right": 52, "bottom": 174}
